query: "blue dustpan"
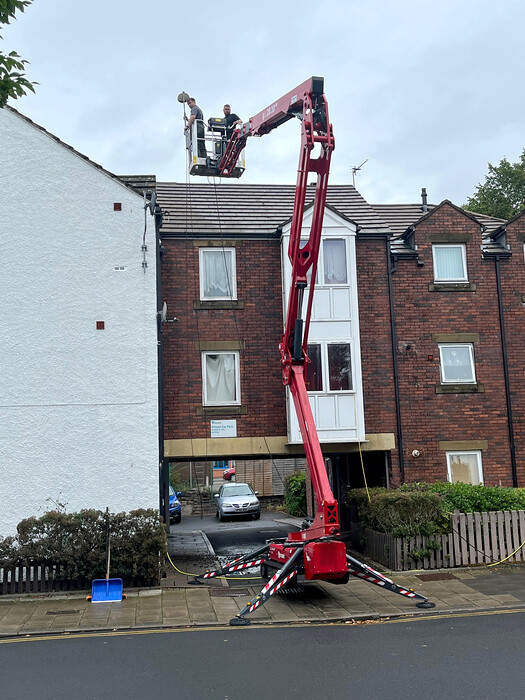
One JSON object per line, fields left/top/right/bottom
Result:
{"left": 91, "top": 577, "right": 123, "bottom": 602}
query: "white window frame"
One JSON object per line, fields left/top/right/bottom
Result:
{"left": 306, "top": 341, "right": 354, "bottom": 393}
{"left": 438, "top": 343, "right": 476, "bottom": 384}
{"left": 201, "top": 351, "right": 241, "bottom": 406}
{"left": 446, "top": 451, "right": 483, "bottom": 485}
{"left": 432, "top": 244, "right": 468, "bottom": 282}
{"left": 199, "top": 247, "right": 237, "bottom": 301}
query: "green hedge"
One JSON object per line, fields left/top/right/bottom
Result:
{"left": 0, "top": 509, "right": 167, "bottom": 584}
{"left": 347, "top": 482, "right": 525, "bottom": 537}
{"left": 285, "top": 471, "right": 307, "bottom": 517}
{"left": 406, "top": 481, "right": 525, "bottom": 513}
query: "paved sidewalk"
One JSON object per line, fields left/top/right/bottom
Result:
{"left": 2, "top": 526, "right": 525, "bottom": 637}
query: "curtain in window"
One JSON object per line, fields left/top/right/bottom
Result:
{"left": 449, "top": 454, "right": 481, "bottom": 485}
{"left": 203, "top": 250, "right": 233, "bottom": 298}
{"left": 206, "top": 354, "right": 236, "bottom": 403}
{"left": 441, "top": 346, "right": 474, "bottom": 382}
{"left": 434, "top": 246, "right": 465, "bottom": 280}
{"left": 323, "top": 239, "right": 347, "bottom": 284}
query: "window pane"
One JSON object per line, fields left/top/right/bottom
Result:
{"left": 205, "top": 353, "right": 237, "bottom": 403}
{"left": 323, "top": 239, "right": 347, "bottom": 284}
{"left": 440, "top": 345, "right": 475, "bottom": 383}
{"left": 433, "top": 245, "right": 466, "bottom": 281}
{"left": 448, "top": 453, "right": 482, "bottom": 485}
{"left": 306, "top": 344, "right": 323, "bottom": 391}
{"left": 328, "top": 343, "right": 352, "bottom": 391}
{"left": 202, "top": 249, "right": 234, "bottom": 298}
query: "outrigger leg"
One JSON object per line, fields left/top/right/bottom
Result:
{"left": 346, "top": 553, "right": 435, "bottom": 608}
{"left": 230, "top": 546, "right": 304, "bottom": 626}
{"left": 189, "top": 543, "right": 271, "bottom": 584}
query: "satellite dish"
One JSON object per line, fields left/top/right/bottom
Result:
{"left": 177, "top": 91, "right": 190, "bottom": 103}
{"left": 147, "top": 191, "right": 157, "bottom": 216}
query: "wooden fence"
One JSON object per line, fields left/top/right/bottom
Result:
{"left": 0, "top": 562, "right": 156, "bottom": 596}
{"left": 349, "top": 509, "right": 525, "bottom": 571}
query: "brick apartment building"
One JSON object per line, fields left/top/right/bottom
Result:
{"left": 156, "top": 181, "right": 525, "bottom": 504}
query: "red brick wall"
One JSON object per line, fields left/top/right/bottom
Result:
{"left": 161, "top": 238, "right": 287, "bottom": 439}
{"left": 356, "top": 236, "right": 399, "bottom": 480}
{"left": 497, "top": 213, "right": 525, "bottom": 485}
{"left": 391, "top": 204, "right": 512, "bottom": 485}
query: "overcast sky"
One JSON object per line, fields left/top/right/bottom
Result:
{"left": 4, "top": 0, "right": 525, "bottom": 206}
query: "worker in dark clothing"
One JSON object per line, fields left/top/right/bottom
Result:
{"left": 185, "top": 97, "right": 206, "bottom": 158}
{"left": 223, "top": 104, "right": 242, "bottom": 140}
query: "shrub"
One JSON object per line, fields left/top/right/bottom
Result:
{"left": 285, "top": 471, "right": 307, "bottom": 517}
{"left": 347, "top": 488, "right": 447, "bottom": 537}
{"left": 348, "top": 482, "right": 525, "bottom": 537}
{"left": 401, "top": 481, "right": 525, "bottom": 514}
{"left": 0, "top": 509, "right": 167, "bottom": 584}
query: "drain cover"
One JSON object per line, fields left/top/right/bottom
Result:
{"left": 210, "top": 588, "right": 250, "bottom": 597}
{"left": 46, "top": 610, "right": 80, "bottom": 615}
{"left": 416, "top": 573, "right": 457, "bottom": 582}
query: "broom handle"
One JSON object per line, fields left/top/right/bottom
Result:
{"left": 105, "top": 507, "right": 110, "bottom": 581}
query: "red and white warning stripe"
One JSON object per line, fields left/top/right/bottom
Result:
{"left": 226, "top": 558, "right": 265, "bottom": 572}
{"left": 247, "top": 570, "right": 298, "bottom": 612}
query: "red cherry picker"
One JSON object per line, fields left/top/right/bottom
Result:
{"left": 187, "top": 77, "right": 434, "bottom": 624}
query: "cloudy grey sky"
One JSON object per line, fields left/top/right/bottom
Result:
{"left": 4, "top": 0, "right": 525, "bottom": 206}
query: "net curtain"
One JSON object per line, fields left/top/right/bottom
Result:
{"left": 206, "top": 353, "right": 236, "bottom": 403}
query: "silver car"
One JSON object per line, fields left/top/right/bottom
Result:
{"left": 215, "top": 482, "right": 260, "bottom": 521}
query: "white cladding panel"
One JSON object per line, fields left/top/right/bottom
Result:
{"left": 0, "top": 108, "right": 159, "bottom": 533}
{"left": 282, "top": 208, "right": 365, "bottom": 444}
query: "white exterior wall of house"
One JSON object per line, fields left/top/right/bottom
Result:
{"left": 0, "top": 108, "right": 159, "bottom": 534}
{"left": 281, "top": 208, "right": 365, "bottom": 444}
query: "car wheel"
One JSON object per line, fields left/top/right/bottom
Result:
{"left": 215, "top": 509, "right": 219, "bottom": 519}
{"left": 219, "top": 511, "right": 226, "bottom": 522}
{"left": 174, "top": 515, "right": 181, "bottom": 524}
{"left": 254, "top": 511, "right": 260, "bottom": 520}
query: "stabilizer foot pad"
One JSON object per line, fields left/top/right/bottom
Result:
{"left": 230, "top": 617, "right": 251, "bottom": 626}
{"left": 189, "top": 579, "right": 204, "bottom": 585}
{"left": 416, "top": 601, "right": 436, "bottom": 608}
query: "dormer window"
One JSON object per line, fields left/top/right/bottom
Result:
{"left": 432, "top": 244, "right": 467, "bottom": 282}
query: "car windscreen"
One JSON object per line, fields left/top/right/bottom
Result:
{"left": 169, "top": 485, "right": 175, "bottom": 496}
{"left": 222, "top": 486, "right": 253, "bottom": 496}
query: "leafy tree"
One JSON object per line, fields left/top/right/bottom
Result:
{"left": 0, "top": 0, "right": 36, "bottom": 107}
{"left": 464, "top": 149, "right": 525, "bottom": 220}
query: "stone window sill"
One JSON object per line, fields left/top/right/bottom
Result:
{"left": 435, "top": 383, "right": 484, "bottom": 394}
{"left": 196, "top": 405, "right": 247, "bottom": 416}
{"left": 428, "top": 282, "right": 476, "bottom": 292}
{"left": 194, "top": 300, "right": 245, "bottom": 310}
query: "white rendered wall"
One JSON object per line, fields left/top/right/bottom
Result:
{"left": 281, "top": 208, "right": 365, "bottom": 444}
{"left": 0, "top": 108, "right": 159, "bottom": 534}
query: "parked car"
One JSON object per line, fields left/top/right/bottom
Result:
{"left": 214, "top": 482, "right": 260, "bottom": 521}
{"left": 169, "top": 485, "right": 182, "bottom": 524}
{"left": 222, "top": 466, "right": 236, "bottom": 481}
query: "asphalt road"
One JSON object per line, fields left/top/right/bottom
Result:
{"left": 2, "top": 610, "right": 524, "bottom": 699}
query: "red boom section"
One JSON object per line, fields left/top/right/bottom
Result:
{"left": 220, "top": 77, "right": 337, "bottom": 542}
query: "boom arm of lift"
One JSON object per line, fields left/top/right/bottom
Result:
{"left": 221, "top": 77, "right": 338, "bottom": 542}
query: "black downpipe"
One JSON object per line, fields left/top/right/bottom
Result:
{"left": 155, "top": 208, "right": 169, "bottom": 526}
{"left": 387, "top": 240, "right": 405, "bottom": 483}
{"left": 494, "top": 257, "right": 518, "bottom": 487}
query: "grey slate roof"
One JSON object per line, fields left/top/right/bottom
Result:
{"left": 156, "top": 182, "right": 392, "bottom": 238}
{"left": 372, "top": 202, "right": 507, "bottom": 256}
